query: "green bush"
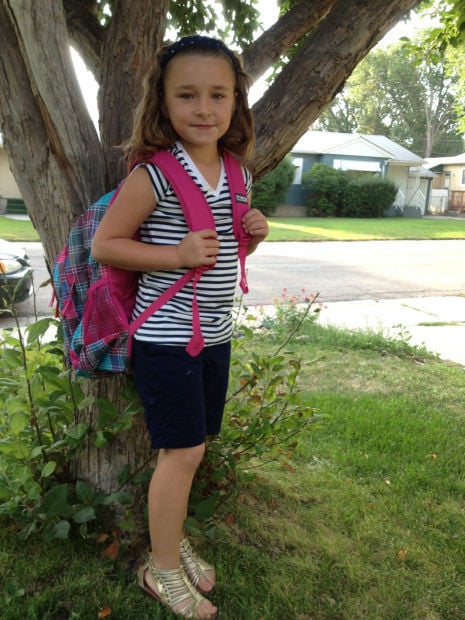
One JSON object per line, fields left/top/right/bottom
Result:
{"left": 187, "top": 293, "right": 321, "bottom": 531}
{"left": 342, "top": 176, "right": 398, "bottom": 217}
{"left": 302, "top": 164, "right": 398, "bottom": 218}
{"left": 302, "top": 163, "right": 348, "bottom": 216}
{"left": 0, "top": 318, "right": 138, "bottom": 540}
{"left": 251, "top": 157, "right": 296, "bottom": 216}
{"left": 0, "top": 296, "right": 318, "bottom": 539}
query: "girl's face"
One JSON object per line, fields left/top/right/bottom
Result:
{"left": 163, "top": 53, "right": 236, "bottom": 157}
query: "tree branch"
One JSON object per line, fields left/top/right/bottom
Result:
{"left": 62, "top": 0, "right": 103, "bottom": 77}
{"left": 243, "top": 0, "right": 337, "bottom": 83}
{"left": 251, "top": 0, "right": 422, "bottom": 177}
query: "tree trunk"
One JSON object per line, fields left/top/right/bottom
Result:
{"left": 99, "top": 0, "right": 169, "bottom": 184}
{"left": 0, "top": 0, "right": 105, "bottom": 262}
{"left": 0, "top": 0, "right": 422, "bottom": 493}
{"left": 74, "top": 376, "right": 152, "bottom": 493}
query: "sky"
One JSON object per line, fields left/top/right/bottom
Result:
{"left": 72, "top": 1, "right": 423, "bottom": 125}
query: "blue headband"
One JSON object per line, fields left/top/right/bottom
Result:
{"left": 160, "top": 35, "right": 239, "bottom": 72}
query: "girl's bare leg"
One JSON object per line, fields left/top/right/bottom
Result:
{"left": 143, "top": 443, "right": 217, "bottom": 618}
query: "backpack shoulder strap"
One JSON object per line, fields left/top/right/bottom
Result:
{"left": 131, "top": 150, "right": 252, "bottom": 355}
{"left": 223, "top": 151, "right": 251, "bottom": 294}
{"left": 222, "top": 151, "right": 250, "bottom": 240}
{"left": 151, "top": 150, "right": 251, "bottom": 293}
{"left": 149, "top": 151, "right": 215, "bottom": 231}
{"left": 130, "top": 151, "right": 216, "bottom": 356}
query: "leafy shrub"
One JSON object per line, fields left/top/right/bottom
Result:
{"left": 187, "top": 294, "right": 321, "bottom": 530}
{"left": 1, "top": 295, "right": 319, "bottom": 539}
{"left": 0, "top": 317, "right": 140, "bottom": 540}
{"left": 341, "top": 176, "right": 398, "bottom": 217}
{"left": 302, "top": 164, "right": 398, "bottom": 218}
{"left": 302, "top": 163, "right": 348, "bottom": 216}
{"left": 251, "top": 157, "right": 296, "bottom": 216}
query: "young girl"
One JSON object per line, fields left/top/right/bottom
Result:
{"left": 92, "top": 35, "right": 268, "bottom": 619}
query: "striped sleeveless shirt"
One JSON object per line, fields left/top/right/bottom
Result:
{"left": 132, "top": 142, "right": 252, "bottom": 346}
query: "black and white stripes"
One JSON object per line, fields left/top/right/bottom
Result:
{"left": 132, "top": 142, "right": 251, "bottom": 346}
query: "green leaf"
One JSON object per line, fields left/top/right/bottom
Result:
{"left": 65, "top": 422, "right": 89, "bottom": 442}
{"left": 29, "top": 374, "right": 47, "bottom": 401}
{"left": 41, "top": 461, "right": 57, "bottom": 478}
{"left": 75, "top": 480, "right": 94, "bottom": 505}
{"left": 94, "top": 430, "right": 107, "bottom": 448}
{"left": 0, "top": 377, "right": 22, "bottom": 387}
{"left": 26, "top": 318, "right": 56, "bottom": 345}
{"left": 117, "top": 464, "right": 131, "bottom": 486}
{"left": 118, "top": 519, "right": 137, "bottom": 532}
{"left": 183, "top": 516, "right": 202, "bottom": 537}
{"left": 33, "top": 365, "right": 68, "bottom": 391}
{"left": 103, "top": 491, "right": 132, "bottom": 506}
{"left": 133, "top": 469, "right": 154, "bottom": 485}
{"left": 73, "top": 506, "right": 96, "bottom": 523}
{"left": 9, "top": 411, "right": 29, "bottom": 435}
{"left": 27, "top": 483, "right": 42, "bottom": 501}
{"left": 77, "top": 395, "right": 96, "bottom": 410}
{"left": 0, "top": 438, "right": 30, "bottom": 458}
{"left": 194, "top": 495, "right": 218, "bottom": 521}
{"left": 40, "top": 484, "right": 72, "bottom": 518}
{"left": 2, "top": 348, "right": 22, "bottom": 367}
{"left": 42, "top": 519, "right": 71, "bottom": 541}
{"left": 4, "top": 396, "right": 27, "bottom": 415}
{"left": 30, "top": 445, "right": 46, "bottom": 459}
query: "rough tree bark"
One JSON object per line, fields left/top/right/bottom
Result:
{"left": 0, "top": 0, "right": 421, "bottom": 492}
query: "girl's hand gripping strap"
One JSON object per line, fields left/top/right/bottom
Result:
{"left": 223, "top": 152, "right": 251, "bottom": 294}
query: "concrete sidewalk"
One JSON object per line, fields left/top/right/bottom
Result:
{"left": 4, "top": 292, "right": 465, "bottom": 367}
{"left": 318, "top": 296, "right": 465, "bottom": 366}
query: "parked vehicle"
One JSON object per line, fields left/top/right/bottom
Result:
{"left": 0, "top": 238, "right": 33, "bottom": 309}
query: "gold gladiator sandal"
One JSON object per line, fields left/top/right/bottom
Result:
{"left": 137, "top": 554, "right": 216, "bottom": 619}
{"left": 180, "top": 537, "right": 216, "bottom": 593}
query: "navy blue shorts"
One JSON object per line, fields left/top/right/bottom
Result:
{"left": 132, "top": 340, "right": 231, "bottom": 449}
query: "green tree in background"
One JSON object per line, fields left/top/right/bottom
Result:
{"left": 316, "top": 34, "right": 464, "bottom": 157}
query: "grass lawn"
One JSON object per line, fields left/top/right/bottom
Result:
{"left": 1, "top": 321, "right": 465, "bottom": 619}
{"left": 0, "top": 216, "right": 40, "bottom": 241}
{"left": 2, "top": 214, "right": 465, "bottom": 243}
{"left": 267, "top": 216, "right": 465, "bottom": 241}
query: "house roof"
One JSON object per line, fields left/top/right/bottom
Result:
{"left": 424, "top": 153, "right": 465, "bottom": 168}
{"left": 410, "top": 166, "right": 435, "bottom": 178}
{"left": 291, "top": 131, "right": 425, "bottom": 165}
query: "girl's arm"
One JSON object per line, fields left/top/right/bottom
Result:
{"left": 92, "top": 167, "right": 219, "bottom": 270}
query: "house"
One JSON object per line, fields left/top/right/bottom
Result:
{"left": 282, "top": 131, "right": 433, "bottom": 217}
{"left": 0, "top": 145, "right": 27, "bottom": 215}
{"left": 424, "top": 153, "right": 465, "bottom": 214}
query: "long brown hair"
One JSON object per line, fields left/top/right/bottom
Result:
{"left": 123, "top": 37, "right": 255, "bottom": 169}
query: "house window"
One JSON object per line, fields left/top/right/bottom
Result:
{"left": 333, "top": 159, "right": 381, "bottom": 172}
{"left": 291, "top": 158, "right": 303, "bottom": 184}
{"left": 461, "top": 169, "right": 465, "bottom": 186}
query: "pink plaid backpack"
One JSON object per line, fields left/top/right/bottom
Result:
{"left": 52, "top": 150, "right": 250, "bottom": 377}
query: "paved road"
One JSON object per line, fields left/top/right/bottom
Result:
{"left": 245, "top": 239, "right": 465, "bottom": 305}
{"left": 2, "top": 239, "right": 465, "bottom": 324}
